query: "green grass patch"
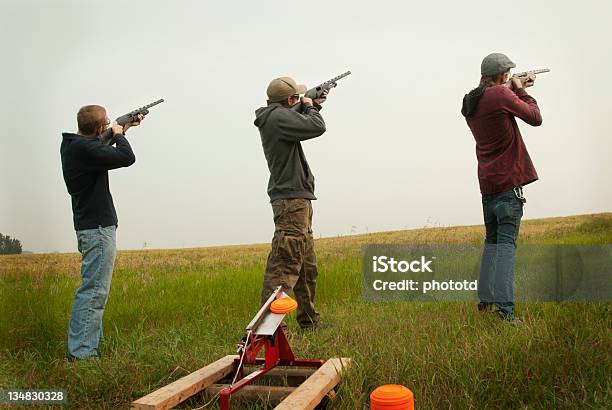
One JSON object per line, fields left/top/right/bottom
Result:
{"left": 0, "top": 213, "right": 610, "bottom": 409}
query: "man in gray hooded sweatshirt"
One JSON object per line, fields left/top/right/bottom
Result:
{"left": 254, "top": 76, "right": 328, "bottom": 329}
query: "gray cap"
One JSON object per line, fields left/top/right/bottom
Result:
{"left": 481, "top": 53, "right": 516, "bottom": 76}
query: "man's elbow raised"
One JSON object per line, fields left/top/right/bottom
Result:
{"left": 126, "top": 154, "right": 136, "bottom": 166}
{"left": 532, "top": 116, "right": 543, "bottom": 127}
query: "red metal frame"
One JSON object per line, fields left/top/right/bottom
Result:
{"left": 219, "top": 326, "right": 324, "bottom": 409}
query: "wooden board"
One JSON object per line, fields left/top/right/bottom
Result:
{"left": 243, "top": 367, "right": 316, "bottom": 386}
{"left": 243, "top": 367, "right": 316, "bottom": 378}
{"left": 206, "top": 384, "right": 296, "bottom": 404}
{"left": 274, "top": 357, "right": 352, "bottom": 410}
{"left": 133, "top": 356, "right": 352, "bottom": 409}
{"left": 131, "top": 355, "right": 237, "bottom": 410}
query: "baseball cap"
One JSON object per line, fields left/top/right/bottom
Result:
{"left": 266, "top": 77, "right": 307, "bottom": 102}
{"left": 481, "top": 53, "right": 516, "bottom": 76}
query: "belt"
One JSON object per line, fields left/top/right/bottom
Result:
{"left": 513, "top": 186, "right": 526, "bottom": 203}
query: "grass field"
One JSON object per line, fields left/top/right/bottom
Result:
{"left": 1, "top": 213, "right": 610, "bottom": 409}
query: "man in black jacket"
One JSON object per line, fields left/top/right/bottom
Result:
{"left": 254, "top": 77, "right": 328, "bottom": 329}
{"left": 60, "top": 104, "right": 143, "bottom": 360}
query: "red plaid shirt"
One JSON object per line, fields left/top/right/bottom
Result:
{"left": 466, "top": 85, "right": 542, "bottom": 195}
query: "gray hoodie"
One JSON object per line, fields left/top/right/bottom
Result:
{"left": 254, "top": 103, "right": 326, "bottom": 202}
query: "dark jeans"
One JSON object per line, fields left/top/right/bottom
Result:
{"left": 478, "top": 189, "right": 524, "bottom": 315}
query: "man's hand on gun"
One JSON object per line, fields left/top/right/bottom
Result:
{"left": 300, "top": 89, "right": 330, "bottom": 107}
{"left": 301, "top": 96, "right": 314, "bottom": 106}
{"left": 313, "top": 89, "right": 330, "bottom": 105}
{"left": 522, "top": 74, "right": 536, "bottom": 88}
{"left": 511, "top": 73, "right": 536, "bottom": 91}
{"left": 112, "top": 113, "right": 146, "bottom": 136}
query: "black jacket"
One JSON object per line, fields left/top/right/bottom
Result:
{"left": 60, "top": 132, "right": 135, "bottom": 230}
{"left": 254, "top": 103, "right": 326, "bottom": 201}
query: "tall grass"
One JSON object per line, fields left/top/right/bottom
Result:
{"left": 0, "top": 213, "right": 610, "bottom": 409}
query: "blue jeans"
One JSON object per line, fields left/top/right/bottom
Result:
{"left": 478, "top": 189, "right": 523, "bottom": 316}
{"left": 67, "top": 225, "right": 117, "bottom": 359}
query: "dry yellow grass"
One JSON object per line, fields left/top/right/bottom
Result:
{"left": 2, "top": 212, "right": 609, "bottom": 276}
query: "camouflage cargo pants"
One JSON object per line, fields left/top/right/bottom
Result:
{"left": 261, "top": 198, "right": 320, "bottom": 328}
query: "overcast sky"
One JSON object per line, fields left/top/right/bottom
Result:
{"left": 1, "top": 0, "right": 610, "bottom": 253}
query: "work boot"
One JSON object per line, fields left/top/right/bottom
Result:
{"left": 66, "top": 352, "right": 100, "bottom": 363}
{"left": 299, "top": 318, "right": 329, "bottom": 331}
{"left": 498, "top": 311, "right": 523, "bottom": 326}
{"left": 477, "top": 302, "right": 494, "bottom": 312}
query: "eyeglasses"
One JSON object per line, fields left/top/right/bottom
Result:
{"left": 291, "top": 95, "right": 300, "bottom": 99}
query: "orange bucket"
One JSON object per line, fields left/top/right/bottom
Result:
{"left": 270, "top": 297, "right": 298, "bottom": 314}
{"left": 370, "top": 384, "right": 414, "bottom": 410}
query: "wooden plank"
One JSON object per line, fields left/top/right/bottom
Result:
{"left": 206, "top": 384, "right": 296, "bottom": 404}
{"left": 243, "top": 367, "right": 316, "bottom": 385}
{"left": 244, "top": 367, "right": 316, "bottom": 378}
{"left": 131, "top": 355, "right": 237, "bottom": 410}
{"left": 274, "top": 358, "right": 352, "bottom": 410}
